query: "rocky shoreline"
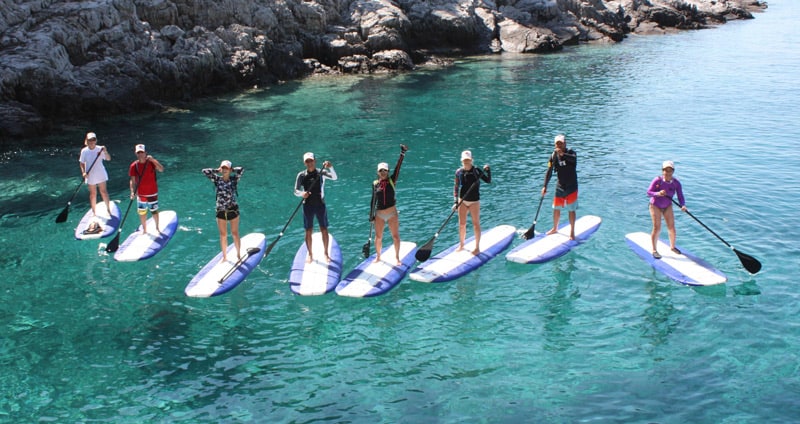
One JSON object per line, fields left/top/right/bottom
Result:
{"left": 0, "top": 0, "right": 766, "bottom": 139}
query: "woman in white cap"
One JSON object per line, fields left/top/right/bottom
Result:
{"left": 203, "top": 160, "right": 244, "bottom": 262}
{"left": 369, "top": 144, "right": 408, "bottom": 265}
{"left": 647, "top": 160, "right": 687, "bottom": 259}
{"left": 453, "top": 150, "right": 491, "bottom": 255}
{"left": 78, "top": 132, "right": 111, "bottom": 217}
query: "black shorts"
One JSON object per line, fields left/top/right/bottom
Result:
{"left": 216, "top": 207, "right": 240, "bottom": 221}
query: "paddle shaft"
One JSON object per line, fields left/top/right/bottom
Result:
{"left": 55, "top": 147, "right": 105, "bottom": 223}
{"left": 106, "top": 161, "right": 147, "bottom": 252}
{"left": 670, "top": 198, "right": 732, "bottom": 248}
{"left": 219, "top": 247, "right": 261, "bottom": 284}
{"left": 363, "top": 196, "right": 378, "bottom": 258}
{"left": 416, "top": 179, "right": 480, "bottom": 260}
{"left": 523, "top": 174, "right": 550, "bottom": 239}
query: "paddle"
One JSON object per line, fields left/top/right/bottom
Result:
{"left": 522, "top": 184, "right": 548, "bottom": 240}
{"left": 362, "top": 197, "right": 378, "bottom": 258}
{"left": 218, "top": 247, "right": 261, "bottom": 284}
{"left": 106, "top": 162, "right": 146, "bottom": 253}
{"left": 415, "top": 180, "right": 480, "bottom": 262}
{"left": 55, "top": 147, "right": 104, "bottom": 223}
{"left": 262, "top": 164, "right": 325, "bottom": 259}
{"left": 671, "top": 198, "right": 762, "bottom": 274}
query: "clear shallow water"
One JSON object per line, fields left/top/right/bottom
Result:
{"left": 2, "top": 2, "right": 800, "bottom": 422}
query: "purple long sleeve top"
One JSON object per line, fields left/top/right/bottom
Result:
{"left": 647, "top": 176, "right": 685, "bottom": 209}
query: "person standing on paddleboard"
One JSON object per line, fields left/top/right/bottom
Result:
{"left": 454, "top": 150, "right": 491, "bottom": 255}
{"left": 542, "top": 134, "right": 578, "bottom": 240}
{"left": 294, "top": 152, "right": 337, "bottom": 263}
{"left": 78, "top": 132, "right": 112, "bottom": 217}
{"left": 370, "top": 144, "right": 408, "bottom": 265}
{"left": 129, "top": 144, "right": 164, "bottom": 235}
{"left": 647, "top": 160, "right": 687, "bottom": 259}
{"left": 203, "top": 160, "right": 244, "bottom": 263}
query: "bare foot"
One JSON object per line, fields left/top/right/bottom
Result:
{"left": 325, "top": 255, "right": 331, "bottom": 263}
{"left": 306, "top": 255, "right": 313, "bottom": 263}
{"left": 395, "top": 259, "right": 402, "bottom": 266}
{"left": 570, "top": 234, "right": 576, "bottom": 240}
{"left": 471, "top": 248, "right": 480, "bottom": 256}
{"left": 546, "top": 228, "right": 558, "bottom": 236}
{"left": 456, "top": 245, "right": 465, "bottom": 252}
{"left": 374, "top": 257, "right": 381, "bottom": 263}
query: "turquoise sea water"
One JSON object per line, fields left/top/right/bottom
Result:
{"left": 2, "top": 1, "right": 800, "bottom": 422}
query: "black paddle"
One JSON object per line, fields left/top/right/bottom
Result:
{"left": 671, "top": 198, "right": 762, "bottom": 274}
{"left": 106, "top": 162, "right": 146, "bottom": 253}
{"left": 522, "top": 185, "right": 548, "bottom": 240}
{"left": 55, "top": 147, "right": 104, "bottom": 223}
{"left": 263, "top": 165, "right": 325, "bottom": 260}
{"left": 415, "top": 180, "right": 480, "bottom": 262}
{"left": 218, "top": 247, "right": 261, "bottom": 284}
{"left": 362, "top": 197, "right": 378, "bottom": 258}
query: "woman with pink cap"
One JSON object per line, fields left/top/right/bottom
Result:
{"left": 647, "top": 160, "right": 688, "bottom": 259}
{"left": 203, "top": 160, "right": 244, "bottom": 262}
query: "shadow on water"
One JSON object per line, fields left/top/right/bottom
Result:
{"left": 541, "top": 257, "right": 580, "bottom": 352}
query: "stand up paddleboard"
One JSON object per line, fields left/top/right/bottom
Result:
{"left": 335, "top": 241, "right": 417, "bottom": 298}
{"left": 113, "top": 210, "right": 179, "bottom": 262}
{"left": 625, "top": 231, "right": 727, "bottom": 286}
{"left": 409, "top": 224, "right": 516, "bottom": 283}
{"left": 74, "top": 202, "right": 121, "bottom": 240}
{"left": 506, "top": 215, "right": 602, "bottom": 264}
{"left": 184, "top": 232, "right": 267, "bottom": 298}
{"left": 288, "top": 232, "right": 343, "bottom": 296}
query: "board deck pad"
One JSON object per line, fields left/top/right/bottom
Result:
{"left": 335, "top": 241, "right": 417, "bottom": 298}
{"left": 113, "top": 210, "right": 179, "bottom": 262}
{"left": 185, "top": 232, "right": 267, "bottom": 298}
{"left": 409, "top": 224, "right": 516, "bottom": 283}
{"left": 74, "top": 201, "right": 121, "bottom": 240}
{"left": 625, "top": 231, "right": 727, "bottom": 286}
{"left": 288, "top": 232, "right": 343, "bottom": 296}
{"left": 506, "top": 215, "right": 602, "bottom": 264}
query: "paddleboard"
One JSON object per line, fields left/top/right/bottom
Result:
{"left": 625, "top": 231, "right": 727, "bottom": 286}
{"left": 506, "top": 215, "right": 602, "bottom": 264}
{"left": 74, "top": 201, "right": 121, "bottom": 240}
{"left": 113, "top": 210, "right": 179, "bottom": 262}
{"left": 335, "top": 241, "right": 417, "bottom": 298}
{"left": 288, "top": 232, "right": 343, "bottom": 296}
{"left": 184, "top": 232, "right": 267, "bottom": 298}
{"left": 409, "top": 224, "right": 516, "bottom": 283}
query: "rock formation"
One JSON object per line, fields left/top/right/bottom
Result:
{"left": 0, "top": 0, "right": 766, "bottom": 139}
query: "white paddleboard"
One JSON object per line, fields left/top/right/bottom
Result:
{"left": 114, "top": 210, "right": 179, "bottom": 262}
{"left": 288, "top": 232, "right": 343, "bottom": 296}
{"left": 506, "top": 215, "right": 602, "bottom": 264}
{"left": 74, "top": 201, "right": 121, "bottom": 240}
{"left": 625, "top": 231, "right": 727, "bottom": 286}
{"left": 335, "top": 241, "right": 417, "bottom": 298}
{"left": 409, "top": 224, "right": 516, "bottom": 283}
{"left": 185, "top": 233, "right": 267, "bottom": 298}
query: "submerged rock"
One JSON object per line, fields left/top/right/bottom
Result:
{"left": 0, "top": 0, "right": 767, "bottom": 138}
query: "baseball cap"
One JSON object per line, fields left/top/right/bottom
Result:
{"left": 86, "top": 132, "right": 97, "bottom": 140}
{"left": 662, "top": 160, "right": 675, "bottom": 170}
{"left": 460, "top": 150, "right": 472, "bottom": 161}
{"left": 303, "top": 152, "right": 315, "bottom": 162}
{"left": 554, "top": 134, "right": 566, "bottom": 143}
{"left": 220, "top": 160, "right": 232, "bottom": 169}
{"left": 377, "top": 162, "right": 389, "bottom": 172}
{"left": 135, "top": 144, "right": 146, "bottom": 153}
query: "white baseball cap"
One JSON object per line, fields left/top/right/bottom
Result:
{"left": 220, "top": 160, "right": 232, "bottom": 169}
{"left": 662, "top": 160, "right": 675, "bottom": 170}
{"left": 86, "top": 132, "right": 97, "bottom": 140}
{"left": 377, "top": 162, "right": 389, "bottom": 172}
{"left": 460, "top": 150, "right": 472, "bottom": 161}
{"left": 135, "top": 144, "right": 146, "bottom": 153}
{"left": 554, "top": 134, "right": 566, "bottom": 143}
{"left": 303, "top": 152, "right": 315, "bottom": 162}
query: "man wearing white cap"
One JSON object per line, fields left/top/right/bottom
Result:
{"left": 78, "top": 131, "right": 112, "bottom": 217}
{"left": 129, "top": 144, "right": 164, "bottom": 234}
{"left": 542, "top": 134, "right": 578, "bottom": 240}
{"left": 294, "top": 152, "right": 337, "bottom": 262}
{"left": 646, "top": 160, "right": 687, "bottom": 259}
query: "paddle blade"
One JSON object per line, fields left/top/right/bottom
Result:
{"left": 262, "top": 240, "right": 278, "bottom": 259}
{"left": 522, "top": 224, "right": 535, "bottom": 240}
{"left": 106, "top": 232, "right": 120, "bottom": 253}
{"left": 415, "top": 238, "right": 435, "bottom": 262}
{"left": 734, "top": 248, "right": 762, "bottom": 274}
{"left": 55, "top": 206, "right": 69, "bottom": 223}
{"left": 362, "top": 241, "right": 370, "bottom": 258}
